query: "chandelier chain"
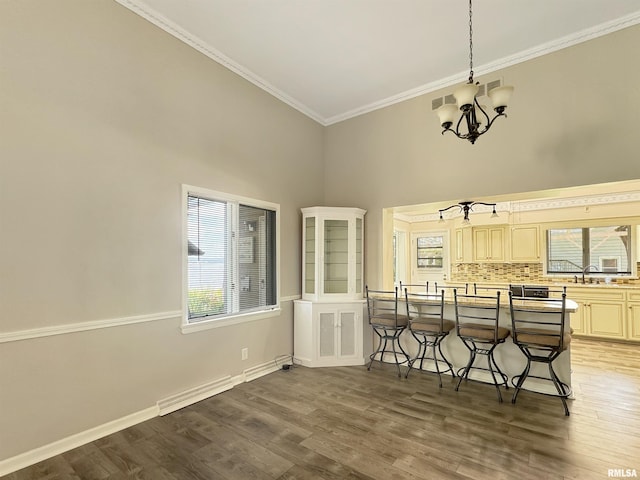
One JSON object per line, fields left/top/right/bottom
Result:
{"left": 468, "top": 0, "right": 474, "bottom": 83}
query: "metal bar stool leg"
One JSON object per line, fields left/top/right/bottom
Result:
{"left": 390, "top": 330, "right": 403, "bottom": 378}
{"left": 486, "top": 345, "right": 503, "bottom": 403}
{"left": 511, "top": 356, "right": 532, "bottom": 404}
{"left": 548, "top": 359, "right": 570, "bottom": 416}
{"left": 437, "top": 341, "right": 456, "bottom": 379}
{"left": 456, "top": 341, "right": 476, "bottom": 391}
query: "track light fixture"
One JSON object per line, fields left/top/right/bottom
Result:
{"left": 438, "top": 201, "right": 498, "bottom": 225}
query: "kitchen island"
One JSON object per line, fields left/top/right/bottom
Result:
{"left": 394, "top": 292, "right": 578, "bottom": 396}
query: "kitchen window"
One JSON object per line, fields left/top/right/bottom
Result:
{"left": 183, "top": 185, "right": 279, "bottom": 331}
{"left": 546, "top": 225, "right": 632, "bottom": 276}
{"left": 416, "top": 235, "right": 444, "bottom": 268}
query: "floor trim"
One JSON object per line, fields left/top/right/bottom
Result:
{"left": 0, "top": 407, "right": 159, "bottom": 477}
{"left": 0, "top": 358, "right": 283, "bottom": 476}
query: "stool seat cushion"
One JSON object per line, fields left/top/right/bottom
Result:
{"left": 458, "top": 323, "right": 510, "bottom": 342}
{"left": 410, "top": 319, "right": 455, "bottom": 334}
{"left": 371, "top": 314, "right": 408, "bottom": 328}
{"left": 515, "top": 329, "right": 572, "bottom": 350}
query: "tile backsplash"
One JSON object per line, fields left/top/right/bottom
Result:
{"left": 450, "top": 263, "right": 640, "bottom": 285}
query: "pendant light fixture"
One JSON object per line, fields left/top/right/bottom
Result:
{"left": 436, "top": 0, "right": 514, "bottom": 144}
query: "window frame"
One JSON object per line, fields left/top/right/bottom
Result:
{"left": 544, "top": 223, "right": 635, "bottom": 278}
{"left": 181, "top": 184, "right": 280, "bottom": 334}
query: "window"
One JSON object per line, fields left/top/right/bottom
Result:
{"left": 416, "top": 235, "right": 444, "bottom": 268}
{"left": 184, "top": 186, "right": 279, "bottom": 328}
{"left": 546, "top": 225, "right": 631, "bottom": 276}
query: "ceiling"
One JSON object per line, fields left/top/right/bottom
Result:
{"left": 116, "top": 0, "right": 640, "bottom": 126}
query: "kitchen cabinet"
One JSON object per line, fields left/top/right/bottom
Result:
{"left": 510, "top": 225, "right": 540, "bottom": 262}
{"left": 568, "top": 298, "right": 588, "bottom": 335}
{"left": 454, "top": 228, "right": 473, "bottom": 263}
{"left": 588, "top": 301, "right": 626, "bottom": 339}
{"left": 565, "top": 288, "right": 626, "bottom": 340}
{"left": 293, "top": 300, "right": 365, "bottom": 367}
{"left": 626, "top": 292, "right": 640, "bottom": 341}
{"left": 473, "top": 227, "right": 505, "bottom": 262}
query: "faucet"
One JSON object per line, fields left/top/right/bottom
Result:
{"left": 581, "top": 265, "right": 599, "bottom": 284}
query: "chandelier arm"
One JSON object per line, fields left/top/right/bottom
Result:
{"left": 475, "top": 99, "right": 492, "bottom": 132}
{"left": 470, "top": 202, "right": 496, "bottom": 209}
{"left": 481, "top": 111, "right": 507, "bottom": 134}
{"left": 454, "top": 112, "right": 467, "bottom": 137}
{"left": 438, "top": 204, "right": 463, "bottom": 216}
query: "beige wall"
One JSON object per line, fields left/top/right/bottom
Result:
{"left": 0, "top": 0, "right": 323, "bottom": 461}
{"left": 324, "top": 24, "right": 640, "bottom": 288}
{"left": 3, "top": 0, "right": 640, "bottom": 467}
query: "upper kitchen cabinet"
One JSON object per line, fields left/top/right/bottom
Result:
{"left": 302, "top": 207, "right": 366, "bottom": 301}
{"left": 510, "top": 225, "right": 541, "bottom": 262}
{"left": 472, "top": 226, "right": 505, "bottom": 262}
{"left": 454, "top": 228, "right": 473, "bottom": 263}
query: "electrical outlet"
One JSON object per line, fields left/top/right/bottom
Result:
{"left": 241, "top": 348, "right": 248, "bottom": 360}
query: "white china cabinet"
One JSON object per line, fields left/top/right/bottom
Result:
{"left": 294, "top": 207, "right": 366, "bottom": 367}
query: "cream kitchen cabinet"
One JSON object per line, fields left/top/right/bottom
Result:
{"left": 293, "top": 300, "right": 365, "bottom": 367}
{"left": 565, "top": 288, "right": 626, "bottom": 340}
{"left": 509, "top": 225, "right": 540, "bottom": 262}
{"left": 454, "top": 227, "right": 473, "bottom": 263}
{"left": 625, "top": 291, "right": 640, "bottom": 341}
{"left": 568, "top": 298, "right": 588, "bottom": 335}
{"left": 472, "top": 227, "right": 505, "bottom": 262}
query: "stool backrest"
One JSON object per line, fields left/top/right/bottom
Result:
{"left": 434, "top": 282, "right": 468, "bottom": 299}
{"left": 399, "top": 281, "right": 429, "bottom": 294}
{"left": 473, "top": 283, "right": 510, "bottom": 295}
{"left": 366, "top": 286, "right": 400, "bottom": 327}
{"left": 454, "top": 290, "right": 502, "bottom": 343}
{"left": 404, "top": 290, "right": 445, "bottom": 332}
{"left": 508, "top": 291, "right": 568, "bottom": 351}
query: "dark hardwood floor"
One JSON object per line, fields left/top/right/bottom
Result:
{"left": 5, "top": 338, "right": 640, "bottom": 479}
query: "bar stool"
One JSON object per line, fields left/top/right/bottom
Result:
{"left": 454, "top": 290, "right": 510, "bottom": 402}
{"left": 365, "top": 286, "right": 410, "bottom": 377}
{"left": 434, "top": 282, "right": 468, "bottom": 299}
{"left": 404, "top": 289, "right": 455, "bottom": 387}
{"left": 473, "top": 283, "right": 510, "bottom": 295}
{"left": 509, "top": 291, "right": 572, "bottom": 416}
{"left": 399, "top": 281, "right": 429, "bottom": 294}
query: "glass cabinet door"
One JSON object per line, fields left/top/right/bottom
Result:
{"left": 304, "top": 217, "right": 316, "bottom": 295}
{"left": 324, "top": 219, "right": 349, "bottom": 294}
{"left": 356, "top": 217, "right": 362, "bottom": 294}
{"left": 301, "top": 207, "right": 365, "bottom": 301}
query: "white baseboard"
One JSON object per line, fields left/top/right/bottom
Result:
{"left": 157, "top": 376, "right": 235, "bottom": 416}
{"left": 0, "top": 406, "right": 158, "bottom": 477}
{"left": 235, "top": 358, "right": 284, "bottom": 384}
{"left": 0, "top": 358, "right": 284, "bottom": 476}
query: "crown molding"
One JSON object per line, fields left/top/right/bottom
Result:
{"left": 395, "top": 191, "right": 640, "bottom": 223}
{"left": 326, "top": 10, "right": 640, "bottom": 125}
{"left": 513, "top": 191, "right": 640, "bottom": 213}
{"left": 114, "top": 1, "right": 640, "bottom": 127}
{"left": 114, "top": 0, "right": 327, "bottom": 125}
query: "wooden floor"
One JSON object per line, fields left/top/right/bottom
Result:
{"left": 5, "top": 338, "right": 640, "bottom": 480}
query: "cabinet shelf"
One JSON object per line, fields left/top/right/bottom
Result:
{"left": 301, "top": 206, "right": 366, "bottom": 301}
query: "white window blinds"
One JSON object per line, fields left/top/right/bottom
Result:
{"left": 187, "top": 193, "right": 277, "bottom": 322}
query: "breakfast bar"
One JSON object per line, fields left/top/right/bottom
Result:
{"left": 396, "top": 292, "right": 578, "bottom": 395}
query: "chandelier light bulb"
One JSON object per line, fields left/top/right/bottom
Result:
{"left": 435, "top": 0, "right": 514, "bottom": 144}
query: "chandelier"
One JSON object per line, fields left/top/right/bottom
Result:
{"left": 439, "top": 201, "right": 498, "bottom": 225}
{"left": 436, "top": 0, "right": 514, "bottom": 144}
